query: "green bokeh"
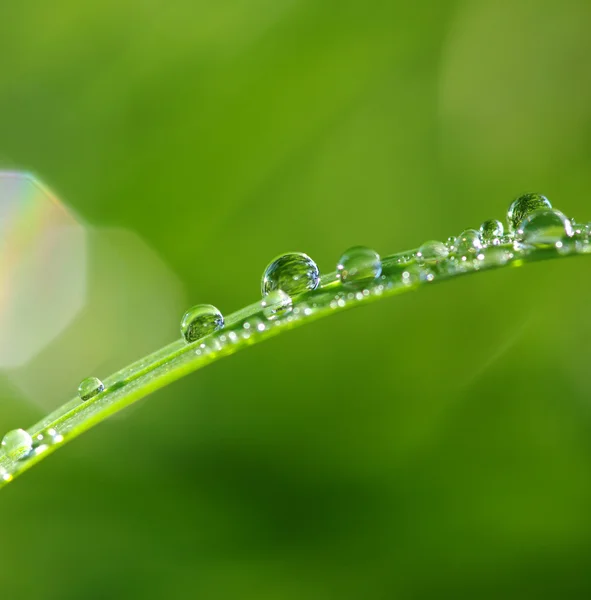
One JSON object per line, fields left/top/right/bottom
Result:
{"left": 2, "top": 0, "right": 591, "bottom": 597}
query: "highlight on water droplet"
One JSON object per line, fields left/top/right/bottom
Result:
{"left": 454, "top": 229, "right": 482, "bottom": 256}
{"left": 507, "top": 193, "right": 552, "bottom": 233}
{"left": 517, "top": 209, "right": 574, "bottom": 247}
{"left": 446, "top": 236, "right": 457, "bottom": 251}
{"left": 336, "top": 246, "right": 382, "bottom": 285}
{"left": 416, "top": 240, "right": 449, "bottom": 263}
{"left": 1, "top": 428, "right": 33, "bottom": 460}
{"left": 479, "top": 219, "right": 504, "bottom": 244}
{"left": 261, "top": 252, "right": 320, "bottom": 297}
{"left": 180, "top": 304, "right": 224, "bottom": 343}
{"left": 78, "top": 376, "right": 105, "bottom": 402}
{"left": 260, "top": 289, "right": 292, "bottom": 320}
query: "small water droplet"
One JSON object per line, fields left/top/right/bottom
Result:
{"left": 455, "top": 229, "right": 482, "bottom": 255}
{"left": 336, "top": 246, "right": 382, "bottom": 285}
{"left": 180, "top": 304, "right": 224, "bottom": 343}
{"left": 1, "top": 428, "right": 33, "bottom": 459}
{"left": 479, "top": 219, "right": 504, "bottom": 244}
{"left": 416, "top": 240, "right": 449, "bottom": 263}
{"left": 78, "top": 376, "right": 105, "bottom": 402}
{"left": 518, "top": 209, "right": 574, "bottom": 247}
{"left": 35, "top": 427, "right": 63, "bottom": 447}
{"left": 261, "top": 289, "right": 292, "bottom": 320}
{"left": 507, "top": 193, "right": 552, "bottom": 232}
{"left": 262, "top": 252, "right": 320, "bottom": 297}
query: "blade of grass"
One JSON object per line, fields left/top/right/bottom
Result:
{"left": 1, "top": 232, "right": 589, "bottom": 488}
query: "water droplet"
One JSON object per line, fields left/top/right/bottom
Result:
{"left": 477, "top": 246, "right": 511, "bottom": 268}
{"left": 479, "top": 219, "right": 504, "bottom": 244}
{"left": 336, "top": 246, "right": 382, "bottom": 285}
{"left": 261, "top": 252, "right": 320, "bottom": 297}
{"left": 1, "top": 428, "right": 33, "bottom": 459}
{"left": 455, "top": 229, "right": 482, "bottom": 255}
{"left": 35, "top": 427, "right": 63, "bottom": 447}
{"left": 416, "top": 240, "right": 449, "bottom": 263}
{"left": 180, "top": 304, "right": 224, "bottom": 343}
{"left": 507, "top": 193, "right": 552, "bottom": 232}
{"left": 78, "top": 376, "right": 105, "bottom": 402}
{"left": 261, "top": 289, "right": 292, "bottom": 320}
{"left": 446, "top": 236, "right": 457, "bottom": 252}
{"left": 518, "top": 209, "right": 574, "bottom": 247}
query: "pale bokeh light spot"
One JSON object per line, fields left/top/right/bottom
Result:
{"left": 0, "top": 172, "right": 87, "bottom": 368}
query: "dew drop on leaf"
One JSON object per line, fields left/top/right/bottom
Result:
{"left": 336, "top": 246, "right": 382, "bottom": 285}
{"left": 479, "top": 219, "right": 504, "bottom": 244}
{"left": 455, "top": 229, "right": 482, "bottom": 255}
{"left": 34, "top": 427, "right": 63, "bottom": 448}
{"left": 416, "top": 240, "right": 449, "bottom": 263}
{"left": 78, "top": 376, "right": 105, "bottom": 401}
{"left": 180, "top": 304, "right": 224, "bottom": 343}
{"left": 261, "top": 289, "right": 292, "bottom": 320}
{"left": 1, "top": 428, "right": 33, "bottom": 459}
{"left": 261, "top": 252, "right": 320, "bottom": 297}
{"left": 518, "top": 209, "right": 574, "bottom": 247}
{"left": 507, "top": 193, "right": 552, "bottom": 232}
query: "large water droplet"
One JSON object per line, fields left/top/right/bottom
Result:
{"left": 260, "top": 289, "right": 292, "bottom": 320}
{"left": 262, "top": 252, "right": 320, "bottom": 297}
{"left": 336, "top": 246, "right": 382, "bottom": 285}
{"left": 1, "top": 428, "right": 33, "bottom": 459}
{"left": 180, "top": 304, "right": 224, "bottom": 343}
{"left": 507, "top": 193, "right": 552, "bottom": 232}
{"left": 455, "top": 229, "right": 482, "bottom": 255}
{"left": 78, "top": 376, "right": 105, "bottom": 401}
{"left": 416, "top": 240, "right": 449, "bottom": 263}
{"left": 479, "top": 219, "right": 504, "bottom": 244}
{"left": 518, "top": 209, "right": 574, "bottom": 247}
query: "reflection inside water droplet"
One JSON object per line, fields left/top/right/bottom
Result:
{"left": 261, "top": 252, "right": 320, "bottom": 297}
{"left": 261, "top": 289, "right": 292, "bottom": 320}
{"left": 336, "top": 246, "right": 382, "bottom": 284}
{"left": 1, "top": 428, "right": 33, "bottom": 460}
{"left": 507, "top": 193, "right": 552, "bottom": 232}
{"left": 479, "top": 219, "right": 504, "bottom": 244}
{"left": 78, "top": 376, "right": 105, "bottom": 402}
{"left": 517, "top": 209, "right": 573, "bottom": 247}
{"left": 416, "top": 240, "right": 449, "bottom": 263}
{"left": 180, "top": 304, "right": 224, "bottom": 343}
{"left": 455, "top": 229, "right": 482, "bottom": 255}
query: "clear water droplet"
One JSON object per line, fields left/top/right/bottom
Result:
{"left": 180, "top": 304, "right": 224, "bottom": 343}
{"left": 479, "top": 219, "right": 504, "bottom": 244}
{"left": 477, "top": 246, "right": 511, "bottom": 268}
{"left": 518, "top": 209, "right": 574, "bottom": 247}
{"left": 261, "top": 252, "right": 320, "bottom": 297}
{"left": 78, "top": 376, "right": 105, "bottom": 402}
{"left": 336, "top": 246, "right": 382, "bottom": 285}
{"left": 507, "top": 193, "right": 552, "bottom": 232}
{"left": 1, "top": 428, "right": 33, "bottom": 459}
{"left": 455, "top": 229, "right": 482, "bottom": 255}
{"left": 35, "top": 427, "right": 63, "bottom": 447}
{"left": 416, "top": 240, "right": 449, "bottom": 263}
{"left": 261, "top": 289, "right": 292, "bottom": 320}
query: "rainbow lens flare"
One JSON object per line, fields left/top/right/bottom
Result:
{"left": 0, "top": 172, "right": 87, "bottom": 368}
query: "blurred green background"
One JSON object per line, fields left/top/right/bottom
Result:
{"left": 2, "top": 0, "right": 591, "bottom": 597}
